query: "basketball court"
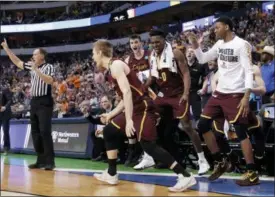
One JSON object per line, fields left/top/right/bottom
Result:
{"left": 1, "top": 154, "right": 274, "bottom": 196}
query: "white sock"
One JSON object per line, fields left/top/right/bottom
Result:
{"left": 197, "top": 152, "right": 206, "bottom": 161}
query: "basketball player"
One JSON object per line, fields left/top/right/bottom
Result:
{"left": 124, "top": 34, "right": 155, "bottom": 169}
{"left": 92, "top": 40, "right": 196, "bottom": 192}
{"left": 149, "top": 29, "right": 210, "bottom": 175}
{"left": 125, "top": 34, "right": 152, "bottom": 88}
{"left": 188, "top": 16, "right": 259, "bottom": 186}
{"left": 212, "top": 65, "right": 266, "bottom": 173}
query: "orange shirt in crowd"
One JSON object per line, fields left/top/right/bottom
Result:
{"left": 58, "top": 81, "right": 67, "bottom": 96}
{"left": 67, "top": 75, "right": 81, "bottom": 89}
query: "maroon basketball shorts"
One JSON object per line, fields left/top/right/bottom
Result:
{"left": 202, "top": 91, "right": 252, "bottom": 125}
{"left": 111, "top": 98, "right": 158, "bottom": 141}
{"left": 213, "top": 111, "right": 260, "bottom": 134}
{"left": 154, "top": 96, "right": 190, "bottom": 120}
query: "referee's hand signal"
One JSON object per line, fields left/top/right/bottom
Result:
{"left": 1, "top": 38, "right": 9, "bottom": 49}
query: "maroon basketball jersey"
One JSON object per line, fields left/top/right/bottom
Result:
{"left": 128, "top": 50, "right": 150, "bottom": 72}
{"left": 156, "top": 63, "right": 183, "bottom": 97}
{"left": 106, "top": 59, "right": 146, "bottom": 104}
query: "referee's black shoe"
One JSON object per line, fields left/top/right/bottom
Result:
{"left": 28, "top": 163, "right": 55, "bottom": 170}
{"left": 44, "top": 164, "right": 55, "bottom": 171}
{"left": 28, "top": 163, "right": 45, "bottom": 169}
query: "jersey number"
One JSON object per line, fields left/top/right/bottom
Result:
{"left": 161, "top": 72, "right": 167, "bottom": 82}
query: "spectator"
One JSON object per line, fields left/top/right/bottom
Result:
{"left": 260, "top": 46, "right": 274, "bottom": 104}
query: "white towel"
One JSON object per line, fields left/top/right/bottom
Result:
{"left": 150, "top": 42, "right": 177, "bottom": 78}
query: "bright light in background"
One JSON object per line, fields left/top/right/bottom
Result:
{"left": 262, "top": 2, "right": 274, "bottom": 12}
{"left": 127, "top": 8, "right": 135, "bottom": 18}
{"left": 170, "top": 0, "right": 180, "bottom": 6}
{"left": 266, "top": 3, "right": 274, "bottom": 10}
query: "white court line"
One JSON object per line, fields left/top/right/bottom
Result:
{"left": 55, "top": 168, "right": 275, "bottom": 181}
{"left": 1, "top": 191, "right": 36, "bottom": 196}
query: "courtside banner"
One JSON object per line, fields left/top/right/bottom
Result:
{"left": 26, "top": 123, "right": 90, "bottom": 153}
{"left": 0, "top": 123, "right": 28, "bottom": 150}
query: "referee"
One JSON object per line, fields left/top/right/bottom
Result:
{"left": 1, "top": 39, "right": 55, "bottom": 170}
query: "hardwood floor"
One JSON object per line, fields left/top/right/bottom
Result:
{"left": 1, "top": 164, "right": 226, "bottom": 196}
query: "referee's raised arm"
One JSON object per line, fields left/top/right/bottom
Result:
{"left": 1, "top": 39, "right": 24, "bottom": 70}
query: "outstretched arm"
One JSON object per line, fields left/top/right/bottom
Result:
{"left": 188, "top": 32, "right": 219, "bottom": 64}
{"left": 1, "top": 39, "right": 24, "bottom": 70}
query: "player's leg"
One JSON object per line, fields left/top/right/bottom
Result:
{"left": 197, "top": 96, "right": 229, "bottom": 181}
{"left": 224, "top": 94, "right": 260, "bottom": 186}
{"left": 173, "top": 97, "right": 210, "bottom": 175}
{"left": 247, "top": 113, "right": 265, "bottom": 173}
{"left": 94, "top": 114, "right": 126, "bottom": 185}
{"left": 213, "top": 118, "right": 236, "bottom": 172}
{"left": 138, "top": 110, "right": 196, "bottom": 192}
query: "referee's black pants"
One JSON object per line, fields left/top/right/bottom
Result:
{"left": 30, "top": 96, "right": 55, "bottom": 165}
{"left": 0, "top": 115, "right": 10, "bottom": 151}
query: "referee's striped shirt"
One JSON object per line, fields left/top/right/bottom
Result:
{"left": 23, "top": 62, "right": 55, "bottom": 97}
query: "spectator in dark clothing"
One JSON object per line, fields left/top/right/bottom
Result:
{"left": 63, "top": 102, "right": 83, "bottom": 117}
{"left": 185, "top": 47, "right": 207, "bottom": 121}
{"left": 84, "top": 95, "right": 127, "bottom": 163}
{"left": 0, "top": 84, "right": 13, "bottom": 155}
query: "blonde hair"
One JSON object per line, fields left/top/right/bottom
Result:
{"left": 94, "top": 39, "right": 113, "bottom": 58}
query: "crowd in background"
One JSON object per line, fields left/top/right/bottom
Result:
{"left": 0, "top": 1, "right": 149, "bottom": 25}
{"left": 0, "top": 6, "right": 274, "bottom": 120}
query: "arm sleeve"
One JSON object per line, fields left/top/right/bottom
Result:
{"left": 240, "top": 42, "right": 253, "bottom": 90}
{"left": 194, "top": 41, "right": 220, "bottom": 64}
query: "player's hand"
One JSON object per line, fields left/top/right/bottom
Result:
{"left": 95, "top": 129, "right": 103, "bottom": 136}
{"left": 126, "top": 119, "right": 136, "bottom": 137}
{"left": 237, "top": 96, "right": 250, "bottom": 118}
{"left": 0, "top": 106, "right": 6, "bottom": 112}
{"left": 179, "top": 93, "right": 189, "bottom": 105}
{"left": 100, "top": 113, "right": 111, "bottom": 124}
{"left": 1, "top": 38, "right": 9, "bottom": 49}
{"left": 197, "top": 89, "right": 205, "bottom": 96}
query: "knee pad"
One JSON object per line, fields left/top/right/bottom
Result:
{"left": 197, "top": 117, "right": 212, "bottom": 134}
{"left": 251, "top": 126, "right": 265, "bottom": 141}
{"left": 232, "top": 124, "right": 248, "bottom": 141}
{"left": 103, "top": 123, "right": 121, "bottom": 151}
